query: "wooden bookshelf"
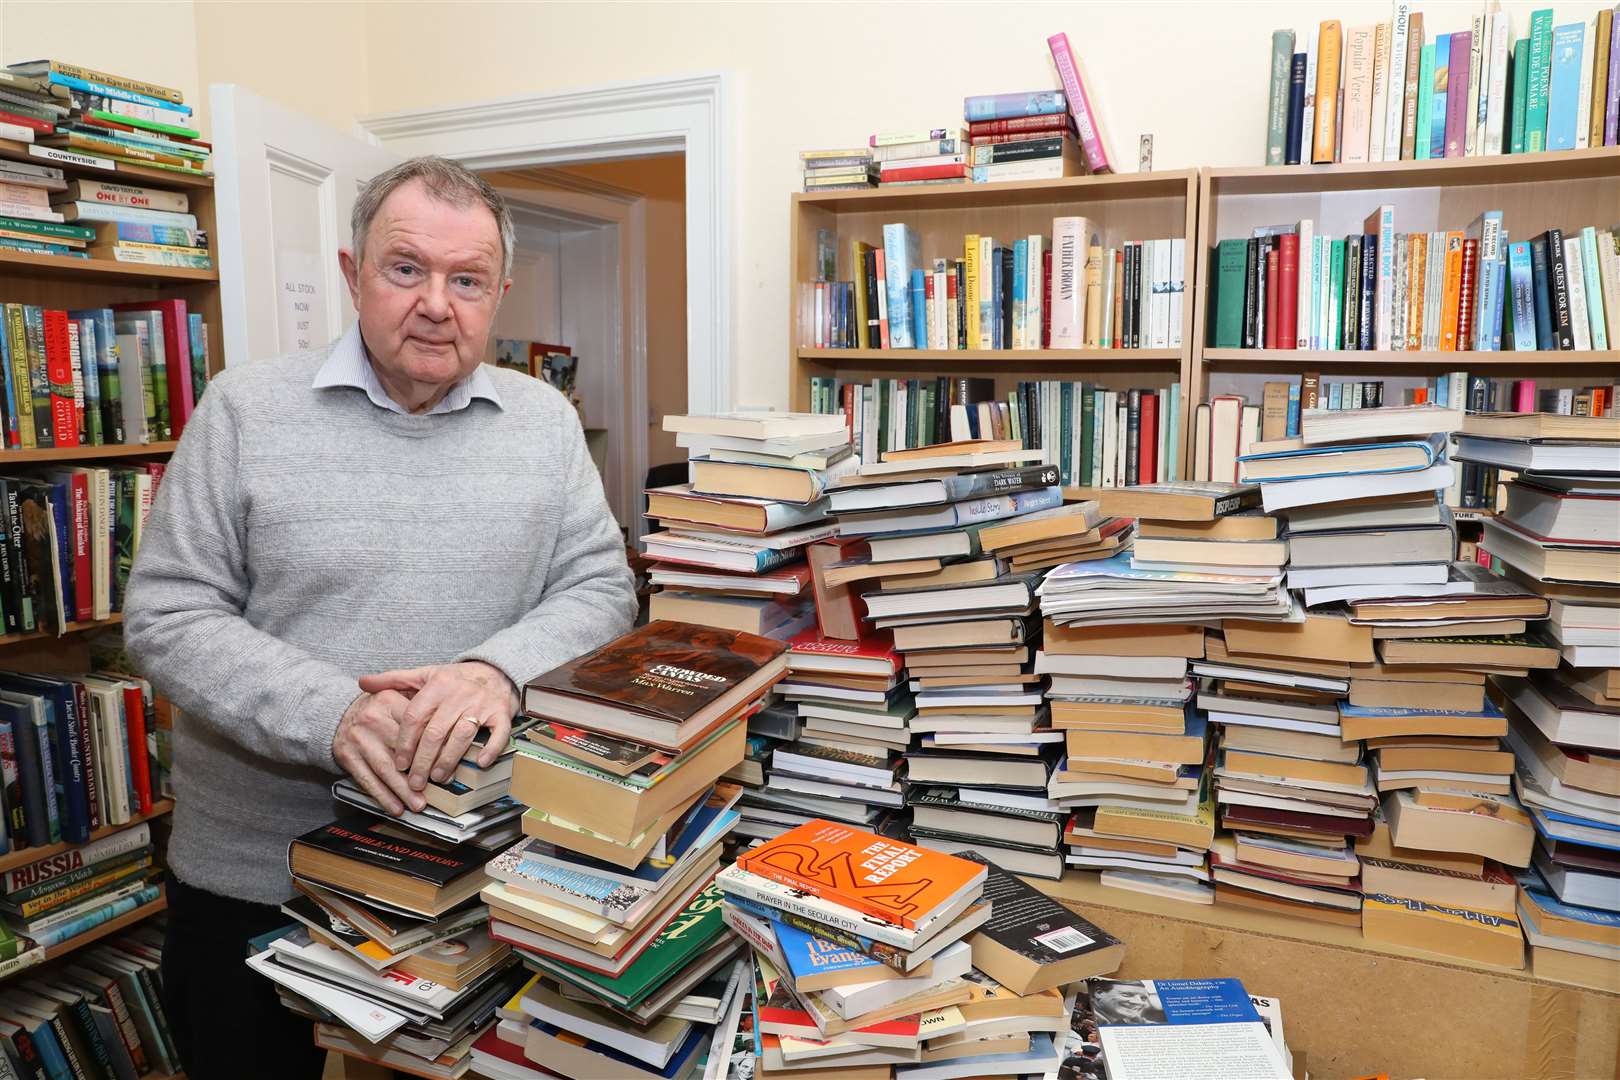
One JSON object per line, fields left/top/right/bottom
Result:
{"left": 36, "top": 889, "right": 167, "bottom": 966}
{"left": 0, "top": 799, "right": 173, "bottom": 876}
{"left": 0, "top": 441, "right": 178, "bottom": 465}
{"left": 789, "top": 170, "right": 1200, "bottom": 475}
{"left": 1189, "top": 146, "right": 1620, "bottom": 435}
{"left": 0, "top": 612, "right": 125, "bottom": 650}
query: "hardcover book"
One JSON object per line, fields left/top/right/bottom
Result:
{"left": 287, "top": 817, "right": 487, "bottom": 916}
{"left": 523, "top": 621, "right": 787, "bottom": 750}
{"left": 733, "top": 819, "right": 985, "bottom": 931}
{"left": 958, "top": 854, "right": 1124, "bottom": 995}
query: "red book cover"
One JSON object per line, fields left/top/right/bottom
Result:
{"left": 41, "top": 309, "right": 78, "bottom": 448}
{"left": 966, "top": 115, "right": 1072, "bottom": 136}
{"left": 1277, "top": 233, "right": 1300, "bottom": 350}
{"left": 111, "top": 299, "right": 193, "bottom": 437}
{"left": 1513, "top": 380, "right": 1536, "bottom": 413}
{"left": 1112, "top": 249, "right": 1124, "bottom": 348}
{"left": 121, "top": 683, "right": 152, "bottom": 814}
{"left": 842, "top": 383, "right": 855, "bottom": 444}
{"left": 879, "top": 163, "right": 967, "bottom": 182}
{"left": 786, "top": 627, "right": 900, "bottom": 676}
{"left": 1042, "top": 250, "right": 1053, "bottom": 347}
{"left": 64, "top": 470, "right": 91, "bottom": 622}
{"left": 1138, "top": 392, "right": 1158, "bottom": 484}
{"left": 1456, "top": 238, "right": 1479, "bottom": 351}
{"left": 1263, "top": 249, "right": 1280, "bottom": 349}
{"left": 0, "top": 109, "right": 53, "bottom": 135}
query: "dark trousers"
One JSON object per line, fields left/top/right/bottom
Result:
{"left": 162, "top": 872, "right": 328, "bottom": 1080}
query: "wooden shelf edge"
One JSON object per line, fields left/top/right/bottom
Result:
{"left": 0, "top": 799, "right": 174, "bottom": 876}
{"left": 0, "top": 138, "right": 213, "bottom": 191}
{"left": 799, "top": 347, "right": 1184, "bottom": 364}
{"left": 0, "top": 612, "right": 126, "bottom": 650}
{"left": 0, "top": 441, "right": 179, "bottom": 464}
{"left": 36, "top": 890, "right": 167, "bottom": 966}
{"left": 1206, "top": 145, "right": 1620, "bottom": 193}
{"left": 0, "top": 246, "right": 217, "bottom": 282}
{"left": 1031, "top": 870, "right": 1619, "bottom": 994}
{"left": 795, "top": 169, "right": 1196, "bottom": 210}
{"left": 1201, "top": 348, "right": 1620, "bottom": 366}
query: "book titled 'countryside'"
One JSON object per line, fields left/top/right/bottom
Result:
{"left": 734, "top": 819, "right": 985, "bottom": 931}
{"left": 523, "top": 621, "right": 788, "bottom": 749}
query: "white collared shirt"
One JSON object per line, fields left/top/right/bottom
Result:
{"left": 311, "top": 323, "right": 503, "bottom": 415}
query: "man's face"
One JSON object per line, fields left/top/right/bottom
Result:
{"left": 1096, "top": 983, "right": 1154, "bottom": 1022}
{"left": 339, "top": 179, "right": 509, "bottom": 409}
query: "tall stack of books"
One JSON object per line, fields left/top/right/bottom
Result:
{"left": 475, "top": 620, "right": 786, "bottom": 1077}
{"left": 1208, "top": 209, "right": 1617, "bottom": 354}
{"left": 799, "top": 148, "right": 876, "bottom": 193}
{"left": 869, "top": 128, "right": 967, "bottom": 189}
{"left": 644, "top": 413, "right": 850, "bottom": 639}
{"left": 720, "top": 820, "right": 1125, "bottom": 1078}
{"left": 1264, "top": 9, "right": 1620, "bottom": 167}
{"left": 825, "top": 440, "right": 1080, "bottom": 876}
{"left": 962, "top": 91, "right": 1080, "bottom": 184}
{"left": 0, "top": 60, "right": 211, "bottom": 177}
{"left": 1456, "top": 411, "right": 1619, "bottom": 989}
{"left": 252, "top": 811, "right": 524, "bottom": 1077}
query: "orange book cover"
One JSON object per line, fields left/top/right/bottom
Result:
{"left": 1439, "top": 231, "right": 1464, "bottom": 351}
{"left": 1406, "top": 234, "right": 1424, "bottom": 350}
{"left": 734, "top": 819, "right": 986, "bottom": 930}
{"left": 1313, "top": 21, "right": 1344, "bottom": 163}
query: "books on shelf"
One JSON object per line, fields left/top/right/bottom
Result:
{"left": 800, "top": 220, "right": 1184, "bottom": 353}
{"left": 1265, "top": 7, "right": 1620, "bottom": 166}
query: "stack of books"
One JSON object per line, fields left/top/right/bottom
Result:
{"left": 0, "top": 59, "right": 211, "bottom": 177}
{"left": 1264, "top": 9, "right": 1620, "bottom": 167}
{"left": 1209, "top": 209, "right": 1616, "bottom": 353}
{"left": 0, "top": 923, "right": 184, "bottom": 1076}
{"left": 477, "top": 620, "right": 786, "bottom": 1076}
{"left": 825, "top": 441, "right": 1078, "bottom": 875}
{"left": 725, "top": 692, "right": 805, "bottom": 839}
{"left": 720, "top": 820, "right": 1125, "bottom": 1078}
{"left": 799, "top": 148, "right": 876, "bottom": 193}
{"left": 869, "top": 128, "right": 967, "bottom": 188}
{"left": 50, "top": 179, "right": 213, "bottom": 269}
{"left": 252, "top": 814, "right": 524, "bottom": 1077}
{"left": 1059, "top": 976, "right": 1293, "bottom": 1079}
{"left": 644, "top": 412, "right": 850, "bottom": 638}
{"left": 962, "top": 91, "right": 1080, "bottom": 184}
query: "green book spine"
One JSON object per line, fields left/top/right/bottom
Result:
{"left": 547, "top": 881, "right": 727, "bottom": 1007}
{"left": 1006, "top": 391, "right": 1020, "bottom": 445}
{"left": 4, "top": 305, "right": 32, "bottom": 450}
{"left": 1213, "top": 239, "right": 1247, "bottom": 347}
{"left": 906, "top": 378, "right": 919, "bottom": 449}
{"left": 876, "top": 378, "right": 890, "bottom": 455}
{"left": 1079, "top": 382, "right": 1095, "bottom": 488}
{"left": 1058, "top": 382, "right": 1073, "bottom": 487}
{"left": 1266, "top": 30, "right": 1295, "bottom": 166}
{"left": 1525, "top": 9, "right": 1554, "bottom": 151}
{"left": 1510, "top": 39, "right": 1531, "bottom": 153}
{"left": 87, "top": 109, "right": 200, "bottom": 139}
{"left": 0, "top": 218, "right": 96, "bottom": 241}
{"left": 1329, "top": 240, "right": 1346, "bottom": 350}
{"left": 1416, "top": 44, "right": 1436, "bottom": 160}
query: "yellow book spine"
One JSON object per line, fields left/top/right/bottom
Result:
{"left": 1313, "top": 21, "right": 1343, "bottom": 163}
{"left": 851, "top": 240, "right": 870, "bottom": 349}
{"left": 964, "top": 234, "right": 980, "bottom": 351}
{"left": 5, "top": 304, "right": 32, "bottom": 449}
{"left": 1440, "top": 232, "right": 1463, "bottom": 352}
{"left": 1592, "top": 11, "right": 1613, "bottom": 149}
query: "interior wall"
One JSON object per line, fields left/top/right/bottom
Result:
{"left": 4, "top": 0, "right": 1599, "bottom": 413}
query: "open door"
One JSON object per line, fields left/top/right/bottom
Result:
{"left": 208, "top": 84, "right": 401, "bottom": 367}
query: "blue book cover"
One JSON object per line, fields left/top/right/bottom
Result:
{"left": 0, "top": 674, "right": 88, "bottom": 844}
{"left": 771, "top": 913, "right": 884, "bottom": 986}
{"left": 1530, "top": 806, "right": 1620, "bottom": 849}
{"left": 1284, "top": 53, "right": 1307, "bottom": 165}
{"left": 1430, "top": 34, "right": 1451, "bottom": 158}
{"left": 1012, "top": 239, "right": 1028, "bottom": 344}
{"left": 1284, "top": 382, "right": 1300, "bottom": 438}
{"left": 1339, "top": 699, "right": 1504, "bottom": 721}
{"left": 1581, "top": 228, "right": 1608, "bottom": 350}
{"left": 1529, "top": 237, "right": 1555, "bottom": 349}
{"left": 1237, "top": 434, "right": 1446, "bottom": 482}
{"left": 1328, "top": 382, "right": 1343, "bottom": 410}
{"left": 1508, "top": 241, "right": 1537, "bottom": 350}
{"left": 963, "top": 90, "right": 1065, "bottom": 122}
{"left": 1544, "top": 23, "right": 1584, "bottom": 150}
{"left": 0, "top": 319, "right": 15, "bottom": 453}
{"left": 43, "top": 71, "right": 192, "bottom": 115}
{"left": 32, "top": 883, "right": 158, "bottom": 947}
{"left": 991, "top": 255, "right": 1004, "bottom": 348}
{"left": 1082, "top": 978, "right": 1287, "bottom": 1076}
{"left": 880, "top": 223, "right": 920, "bottom": 348}
{"left": 1490, "top": 254, "right": 1508, "bottom": 351}
{"left": 25, "top": 1016, "right": 74, "bottom": 1080}
{"left": 908, "top": 270, "right": 927, "bottom": 350}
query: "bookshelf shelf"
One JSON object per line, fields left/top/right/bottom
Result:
{"left": 0, "top": 138, "right": 214, "bottom": 190}
{"left": 797, "top": 347, "right": 1182, "bottom": 366}
{"left": 0, "top": 247, "right": 217, "bottom": 283}
{"left": 0, "top": 613, "right": 124, "bottom": 649}
{"left": 36, "top": 889, "right": 167, "bottom": 966}
{"left": 0, "top": 800, "right": 174, "bottom": 876}
{"left": 794, "top": 169, "right": 1197, "bottom": 212}
{"left": 1201, "top": 349, "right": 1620, "bottom": 368}
{"left": 0, "top": 441, "right": 179, "bottom": 464}
{"left": 1206, "top": 145, "right": 1620, "bottom": 196}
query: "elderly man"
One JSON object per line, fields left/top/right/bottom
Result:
{"left": 124, "top": 156, "right": 637, "bottom": 1078}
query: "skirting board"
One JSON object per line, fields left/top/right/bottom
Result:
{"left": 1036, "top": 872, "right": 1620, "bottom": 1080}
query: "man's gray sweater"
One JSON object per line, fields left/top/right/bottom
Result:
{"left": 124, "top": 345, "right": 637, "bottom": 904}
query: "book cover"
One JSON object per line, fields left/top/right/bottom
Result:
{"left": 1060, "top": 979, "right": 1290, "bottom": 1080}
{"left": 1542, "top": 227, "right": 1574, "bottom": 349}
{"left": 1445, "top": 31, "right": 1473, "bottom": 157}
{"left": 880, "top": 224, "right": 920, "bottom": 350}
{"left": 1343, "top": 25, "right": 1376, "bottom": 162}
{"left": 963, "top": 90, "right": 1065, "bottom": 122}
{"left": 290, "top": 817, "right": 484, "bottom": 887}
{"left": 734, "top": 819, "right": 985, "bottom": 930}
{"left": 1545, "top": 22, "right": 1584, "bottom": 150}
{"left": 525, "top": 621, "right": 785, "bottom": 726}
{"left": 1402, "top": 12, "right": 1426, "bottom": 159}
{"left": 958, "top": 854, "right": 1124, "bottom": 995}
{"left": 1525, "top": 9, "right": 1555, "bottom": 151}
{"left": 1284, "top": 51, "right": 1307, "bottom": 164}
{"left": 1046, "top": 33, "right": 1112, "bottom": 174}
{"left": 1267, "top": 31, "right": 1295, "bottom": 165}
{"left": 1313, "top": 21, "right": 1343, "bottom": 162}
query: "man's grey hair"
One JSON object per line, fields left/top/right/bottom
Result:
{"left": 350, "top": 155, "right": 515, "bottom": 280}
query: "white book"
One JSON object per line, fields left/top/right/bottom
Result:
{"left": 1100, "top": 392, "right": 1119, "bottom": 489}
{"left": 1139, "top": 238, "right": 1153, "bottom": 346}
{"left": 1302, "top": 31, "right": 1319, "bottom": 163}
{"left": 1564, "top": 239, "right": 1592, "bottom": 351}
{"left": 1391, "top": 237, "right": 1407, "bottom": 351}
{"left": 978, "top": 234, "right": 995, "bottom": 349}
{"left": 1425, "top": 232, "right": 1443, "bottom": 350}
{"left": 1317, "top": 235, "right": 1331, "bottom": 349}
{"left": 1192, "top": 403, "right": 1211, "bottom": 482}
{"left": 114, "top": 331, "right": 150, "bottom": 442}
{"left": 1153, "top": 238, "right": 1173, "bottom": 348}
{"left": 1048, "top": 218, "right": 1086, "bottom": 348}
{"left": 1296, "top": 219, "right": 1315, "bottom": 348}
{"left": 1115, "top": 402, "right": 1129, "bottom": 487}
{"left": 1091, "top": 388, "right": 1105, "bottom": 487}
{"left": 1368, "top": 20, "right": 1391, "bottom": 162}
{"left": 1485, "top": 10, "right": 1511, "bottom": 155}
{"left": 1168, "top": 239, "right": 1186, "bottom": 349}
{"left": 1026, "top": 233, "right": 1044, "bottom": 350}
{"left": 1099, "top": 247, "right": 1115, "bottom": 350}
{"left": 1576, "top": 14, "right": 1597, "bottom": 150}
{"left": 1385, "top": 3, "right": 1411, "bottom": 160}
{"left": 1156, "top": 389, "right": 1171, "bottom": 484}
{"left": 1465, "top": 9, "right": 1485, "bottom": 156}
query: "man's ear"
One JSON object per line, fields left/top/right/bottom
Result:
{"left": 339, "top": 248, "right": 362, "bottom": 307}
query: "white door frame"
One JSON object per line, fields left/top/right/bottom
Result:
{"left": 499, "top": 183, "right": 649, "bottom": 539}
{"left": 356, "top": 72, "right": 734, "bottom": 419}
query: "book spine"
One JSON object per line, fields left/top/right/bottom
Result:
{"left": 1358, "top": 237, "right": 1376, "bottom": 350}
{"left": 1439, "top": 234, "right": 1463, "bottom": 351}
{"left": 1046, "top": 33, "right": 1111, "bottom": 173}
{"left": 1484, "top": 14, "right": 1511, "bottom": 155}
{"left": 1545, "top": 228, "right": 1574, "bottom": 349}
{"left": 1268, "top": 31, "right": 1296, "bottom": 165}
{"left": 1314, "top": 21, "right": 1343, "bottom": 161}
{"left": 1445, "top": 31, "right": 1473, "bottom": 157}
{"left": 1466, "top": 11, "right": 1486, "bottom": 156}
{"left": 1457, "top": 238, "right": 1479, "bottom": 351}
{"left": 1526, "top": 10, "right": 1554, "bottom": 151}
{"left": 1368, "top": 22, "right": 1390, "bottom": 163}
{"left": 881, "top": 224, "right": 915, "bottom": 349}
{"left": 1592, "top": 11, "right": 1614, "bottom": 148}
{"left": 1608, "top": 10, "right": 1620, "bottom": 145}
{"left": 1284, "top": 51, "right": 1307, "bottom": 164}
{"left": 963, "top": 90, "right": 1065, "bottom": 122}
{"left": 1563, "top": 238, "right": 1591, "bottom": 350}
{"left": 1402, "top": 13, "right": 1425, "bottom": 158}
{"left": 1581, "top": 228, "right": 1608, "bottom": 351}
{"left": 1386, "top": 4, "right": 1412, "bottom": 159}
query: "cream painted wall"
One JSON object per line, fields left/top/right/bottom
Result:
{"left": 4, "top": 1, "right": 1605, "bottom": 411}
